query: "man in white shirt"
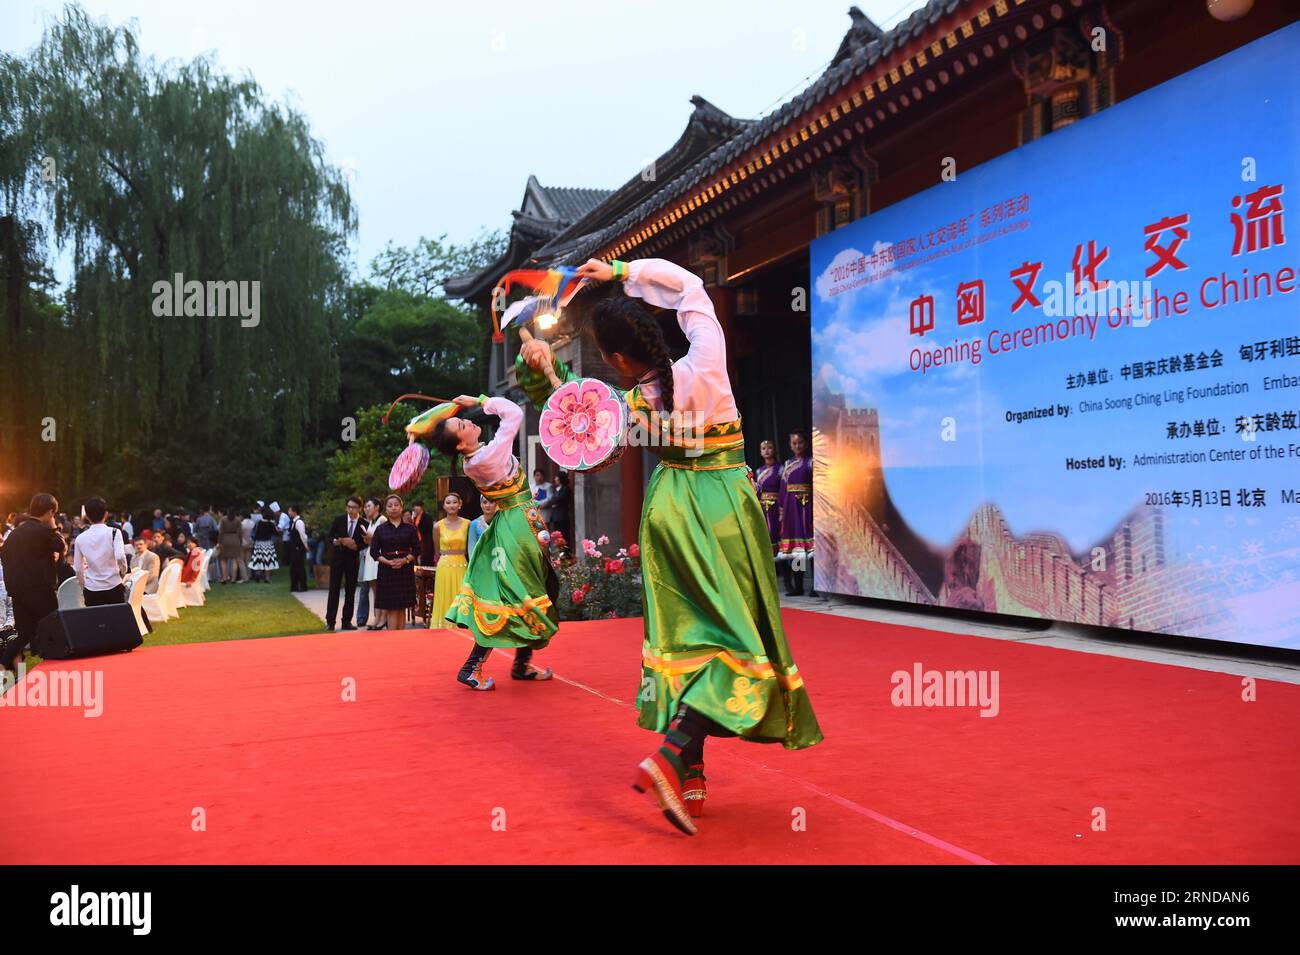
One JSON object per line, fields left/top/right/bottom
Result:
{"left": 273, "top": 502, "right": 290, "bottom": 565}
{"left": 286, "top": 504, "right": 310, "bottom": 592}
{"left": 74, "top": 497, "right": 128, "bottom": 606}
{"left": 239, "top": 510, "right": 255, "bottom": 582}
{"left": 531, "top": 468, "right": 553, "bottom": 505}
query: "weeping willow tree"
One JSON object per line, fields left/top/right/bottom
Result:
{"left": 0, "top": 4, "right": 355, "bottom": 512}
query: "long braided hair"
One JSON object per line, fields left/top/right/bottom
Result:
{"left": 430, "top": 420, "right": 461, "bottom": 458}
{"left": 591, "top": 293, "right": 676, "bottom": 414}
{"left": 430, "top": 419, "right": 466, "bottom": 476}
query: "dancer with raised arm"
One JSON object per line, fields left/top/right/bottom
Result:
{"left": 518, "top": 257, "right": 822, "bottom": 835}
{"left": 418, "top": 394, "right": 558, "bottom": 689}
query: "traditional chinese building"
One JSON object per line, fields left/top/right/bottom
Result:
{"left": 446, "top": 0, "right": 1296, "bottom": 548}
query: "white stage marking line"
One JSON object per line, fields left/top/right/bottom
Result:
{"left": 469, "top": 632, "right": 999, "bottom": 865}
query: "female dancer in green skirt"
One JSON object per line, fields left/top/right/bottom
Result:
{"left": 422, "top": 394, "right": 558, "bottom": 689}
{"left": 518, "top": 257, "right": 823, "bottom": 835}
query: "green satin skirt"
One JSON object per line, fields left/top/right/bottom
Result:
{"left": 445, "top": 502, "right": 559, "bottom": 649}
{"left": 636, "top": 458, "right": 824, "bottom": 750}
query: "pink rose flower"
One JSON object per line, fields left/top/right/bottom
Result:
{"left": 572, "top": 589, "right": 585, "bottom": 604}
{"left": 628, "top": 544, "right": 640, "bottom": 558}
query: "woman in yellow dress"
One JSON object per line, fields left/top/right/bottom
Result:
{"left": 428, "top": 492, "right": 469, "bottom": 629}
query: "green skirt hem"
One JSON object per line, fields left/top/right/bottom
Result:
{"left": 635, "top": 657, "right": 824, "bottom": 750}
{"left": 634, "top": 460, "right": 824, "bottom": 749}
{"left": 444, "top": 503, "right": 559, "bottom": 649}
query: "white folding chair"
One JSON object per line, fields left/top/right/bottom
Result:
{"left": 143, "top": 562, "right": 182, "bottom": 622}
{"left": 141, "top": 565, "right": 168, "bottom": 623}
{"left": 123, "top": 568, "right": 145, "bottom": 602}
{"left": 181, "top": 551, "right": 212, "bottom": 607}
{"left": 124, "top": 569, "right": 149, "bottom": 637}
{"left": 163, "top": 561, "right": 185, "bottom": 617}
{"left": 56, "top": 576, "right": 84, "bottom": 610}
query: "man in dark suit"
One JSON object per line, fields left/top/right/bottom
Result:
{"left": 411, "top": 501, "right": 435, "bottom": 567}
{"left": 325, "top": 497, "right": 366, "bottom": 631}
{"left": 0, "top": 493, "right": 66, "bottom": 673}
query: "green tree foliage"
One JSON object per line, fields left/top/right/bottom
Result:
{"left": 0, "top": 4, "right": 503, "bottom": 519}
{"left": 305, "top": 401, "right": 451, "bottom": 533}
{"left": 331, "top": 232, "right": 503, "bottom": 425}
{"left": 0, "top": 4, "right": 355, "bottom": 513}
{"left": 370, "top": 233, "right": 506, "bottom": 299}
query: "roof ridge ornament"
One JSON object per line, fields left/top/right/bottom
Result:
{"left": 847, "top": 6, "right": 885, "bottom": 39}
{"left": 832, "top": 5, "right": 886, "bottom": 68}
{"left": 688, "top": 94, "right": 753, "bottom": 133}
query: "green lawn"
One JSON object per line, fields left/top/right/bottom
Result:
{"left": 4, "top": 569, "right": 325, "bottom": 680}
{"left": 143, "top": 568, "right": 325, "bottom": 646}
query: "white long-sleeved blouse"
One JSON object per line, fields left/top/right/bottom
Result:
{"left": 621, "top": 259, "right": 740, "bottom": 426}
{"left": 462, "top": 396, "right": 524, "bottom": 487}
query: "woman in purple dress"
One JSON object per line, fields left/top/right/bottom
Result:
{"left": 778, "top": 431, "right": 814, "bottom": 597}
{"left": 754, "top": 439, "right": 782, "bottom": 557}
{"left": 369, "top": 493, "right": 420, "bottom": 630}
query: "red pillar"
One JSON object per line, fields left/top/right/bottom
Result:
{"left": 620, "top": 364, "right": 644, "bottom": 548}
{"left": 708, "top": 285, "right": 736, "bottom": 384}
{"left": 621, "top": 438, "right": 644, "bottom": 549}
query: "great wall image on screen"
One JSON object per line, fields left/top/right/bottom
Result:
{"left": 813, "top": 393, "right": 1236, "bottom": 640}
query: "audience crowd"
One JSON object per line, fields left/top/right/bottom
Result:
{"left": 1, "top": 468, "right": 575, "bottom": 671}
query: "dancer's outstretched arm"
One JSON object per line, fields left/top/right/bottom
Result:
{"left": 514, "top": 340, "right": 576, "bottom": 409}
{"left": 515, "top": 256, "right": 730, "bottom": 409}
{"left": 454, "top": 394, "right": 524, "bottom": 485}
{"left": 574, "top": 257, "right": 737, "bottom": 422}
{"left": 616, "top": 258, "right": 726, "bottom": 380}
{"left": 478, "top": 394, "right": 523, "bottom": 445}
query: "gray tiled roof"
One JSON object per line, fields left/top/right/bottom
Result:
{"left": 539, "top": 186, "right": 614, "bottom": 223}
{"left": 444, "top": 179, "right": 612, "bottom": 299}
{"left": 446, "top": 98, "right": 748, "bottom": 299}
{"left": 533, "top": 0, "right": 969, "bottom": 265}
{"left": 444, "top": 0, "right": 970, "bottom": 297}
{"left": 533, "top": 94, "right": 752, "bottom": 259}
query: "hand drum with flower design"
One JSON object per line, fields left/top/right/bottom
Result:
{"left": 389, "top": 442, "right": 430, "bottom": 495}
{"left": 539, "top": 378, "right": 628, "bottom": 473}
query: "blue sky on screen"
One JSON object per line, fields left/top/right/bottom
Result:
{"left": 813, "top": 23, "right": 1298, "bottom": 553}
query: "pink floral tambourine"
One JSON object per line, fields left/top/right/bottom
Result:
{"left": 389, "top": 442, "right": 430, "bottom": 495}
{"left": 539, "top": 377, "right": 628, "bottom": 472}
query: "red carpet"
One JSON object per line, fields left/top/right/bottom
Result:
{"left": 2, "top": 610, "right": 1298, "bottom": 864}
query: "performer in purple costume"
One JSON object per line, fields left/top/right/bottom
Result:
{"left": 754, "top": 439, "right": 782, "bottom": 557}
{"left": 778, "top": 431, "right": 815, "bottom": 597}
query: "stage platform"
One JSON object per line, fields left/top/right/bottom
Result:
{"left": 3, "top": 610, "right": 1298, "bottom": 864}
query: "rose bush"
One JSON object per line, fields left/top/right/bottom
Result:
{"left": 549, "top": 534, "right": 642, "bottom": 621}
